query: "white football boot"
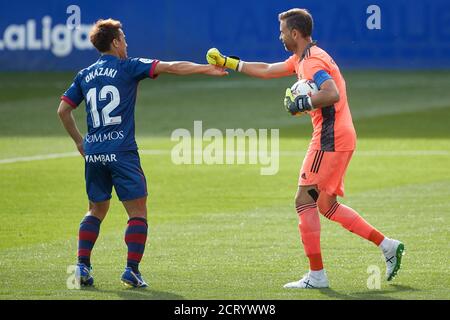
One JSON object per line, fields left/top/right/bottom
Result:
{"left": 283, "top": 270, "right": 329, "bottom": 289}
{"left": 380, "top": 238, "right": 405, "bottom": 281}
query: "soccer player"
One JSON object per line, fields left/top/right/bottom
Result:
{"left": 58, "top": 19, "right": 227, "bottom": 288}
{"left": 206, "top": 8, "right": 405, "bottom": 288}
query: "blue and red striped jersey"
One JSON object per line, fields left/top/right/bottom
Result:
{"left": 62, "top": 55, "right": 159, "bottom": 155}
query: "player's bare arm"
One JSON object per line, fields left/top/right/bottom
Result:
{"left": 239, "top": 61, "right": 293, "bottom": 79}
{"left": 310, "top": 79, "right": 339, "bottom": 108}
{"left": 206, "top": 48, "right": 292, "bottom": 79}
{"left": 57, "top": 100, "right": 84, "bottom": 156}
{"left": 154, "top": 61, "right": 228, "bottom": 76}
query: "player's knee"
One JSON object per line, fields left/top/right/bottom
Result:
{"left": 317, "top": 195, "right": 337, "bottom": 217}
{"left": 295, "top": 187, "right": 318, "bottom": 208}
{"left": 294, "top": 193, "right": 308, "bottom": 208}
{"left": 89, "top": 201, "right": 109, "bottom": 220}
{"left": 123, "top": 197, "right": 147, "bottom": 218}
{"left": 317, "top": 202, "right": 330, "bottom": 216}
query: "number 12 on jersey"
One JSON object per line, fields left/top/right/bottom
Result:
{"left": 86, "top": 85, "right": 122, "bottom": 128}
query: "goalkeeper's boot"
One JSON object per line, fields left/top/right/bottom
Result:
{"left": 75, "top": 263, "right": 94, "bottom": 287}
{"left": 283, "top": 270, "right": 329, "bottom": 289}
{"left": 382, "top": 239, "right": 405, "bottom": 281}
{"left": 121, "top": 267, "right": 148, "bottom": 288}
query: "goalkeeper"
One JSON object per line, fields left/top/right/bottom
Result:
{"left": 206, "top": 8, "right": 405, "bottom": 289}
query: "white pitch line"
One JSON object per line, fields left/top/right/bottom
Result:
{"left": 0, "top": 152, "right": 80, "bottom": 164}
{"left": 139, "top": 149, "right": 450, "bottom": 157}
{"left": 279, "top": 150, "right": 450, "bottom": 157}
{"left": 0, "top": 149, "right": 449, "bottom": 165}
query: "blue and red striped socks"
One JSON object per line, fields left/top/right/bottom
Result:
{"left": 77, "top": 215, "right": 101, "bottom": 267}
{"left": 125, "top": 217, "right": 148, "bottom": 273}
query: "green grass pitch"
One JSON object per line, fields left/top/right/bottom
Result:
{"left": 0, "top": 71, "right": 449, "bottom": 300}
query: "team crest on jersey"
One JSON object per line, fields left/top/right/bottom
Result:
{"left": 139, "top": 58, "right": 153, "bottom": 64}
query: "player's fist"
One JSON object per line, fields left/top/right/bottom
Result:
{"left": 206, "top": 48, "right": 241, "bottom": 71}
{"left": 284, "top": 88, "right": 313, "bottom": 116}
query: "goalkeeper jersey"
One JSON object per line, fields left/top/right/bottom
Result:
{"left": 284, "top": 44, "right": 356, "bottom": 152}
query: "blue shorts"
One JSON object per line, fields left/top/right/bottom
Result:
{"left": 84, "top": 150, "right": 147, "bottom": 202}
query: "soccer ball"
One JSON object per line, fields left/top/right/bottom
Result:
{"left": 291, "top": 79, "right": 318, "bottom": 97}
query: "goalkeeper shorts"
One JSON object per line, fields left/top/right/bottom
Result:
{"left": 299, "top": 148, "right": 353, "bottom": 197}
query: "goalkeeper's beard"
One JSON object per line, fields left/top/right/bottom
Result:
{"left": 282, "top": 40, "right": 296, "bottom": 53}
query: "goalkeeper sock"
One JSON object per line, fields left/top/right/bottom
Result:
{"left": 77, "top": 215, "right": 101, "bottom": 267}
{"left": 125, "top": 217, "right": 148, "bottom": 273}
{"left": 323, "top": 203, "right": 385, "bottom": 246}
{"left": 296, "top": 203, "right": 323, "bottom": 271}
